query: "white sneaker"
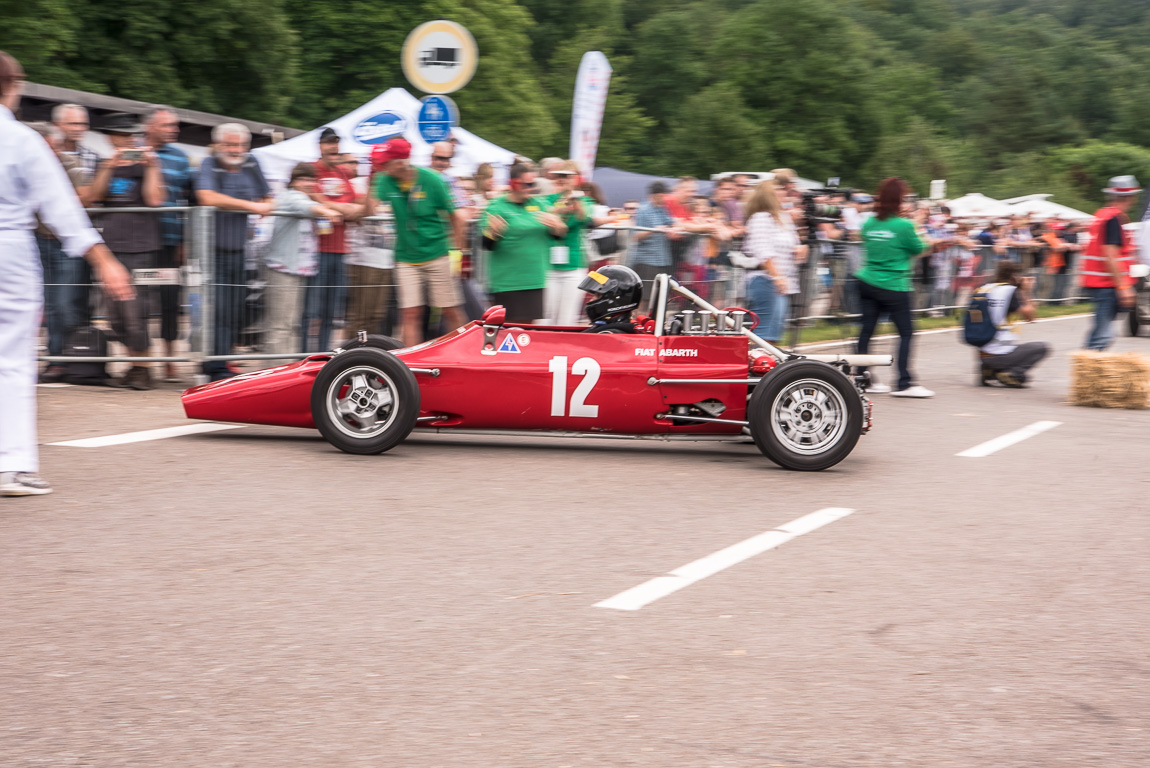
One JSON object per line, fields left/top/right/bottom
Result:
{"left": 0, "top": 472, "right": 53, "bottom": 496}
{"left": 890, "top": 385, "right": 935, "bottom": 398}
{"left": 865, "top": 383, "right": 892, "bottom": 394}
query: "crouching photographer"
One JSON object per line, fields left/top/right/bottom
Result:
{"left": 971, "top": 261, "right": 1049, "bottom": 388}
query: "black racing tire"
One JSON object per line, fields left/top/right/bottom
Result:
{"left": 748, "top": 360, "right": 863, "bottom": 471}
{"left": 1129, "top": 305, "right": 1141, "bottom": 337}
{"left": 336, "top": 334, "right": 404, "bottom": 352}
{"left": 310, "top": 348, "right": 420, "bottom": 455}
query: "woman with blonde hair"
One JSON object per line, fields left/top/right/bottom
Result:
{"left": 741, "top": 180, "right": 804, "bottom": 343}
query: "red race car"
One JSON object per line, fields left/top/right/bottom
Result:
{"left": 182, "top": 274, "right": 890, "bottom": 470}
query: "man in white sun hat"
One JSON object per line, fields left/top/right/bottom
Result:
{"left": 1081, "top": 175, "right": 1140, "bottom": 350}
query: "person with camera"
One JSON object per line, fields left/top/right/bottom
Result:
{"left": 538, "top": 160, "right": 589, "bottom": 324}
{"left": 481, "top": 163, "right": 568, "bottom": 323}
{"left": 89, "top": 113, "right": 165, "bottom": 390}
{"left": 975, "top": 261, "right": 1048, "bottom": 388}
{"left": 855, "top": 177, "right": 933, "bottom": 398}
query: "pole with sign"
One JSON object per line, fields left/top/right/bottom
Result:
{"left": 570, "top": 51, "right": 612, "bottom": 181}
{"left": 402, "top": 20, "right": 478, "bottom": 95}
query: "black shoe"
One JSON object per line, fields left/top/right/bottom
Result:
{"left": 116, "top": 366, "right": 154, "bottom": 391}
{"left": 995, "top": 371, "right": 1026, "bottom": 388}
{"left": 39, "top": 365, "right": 67, "bottom": 384}
{"left": 980, "top": 366, "right": 995, "bottom": 386}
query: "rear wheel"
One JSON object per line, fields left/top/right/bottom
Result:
{"left": 748, "top": 360, "right": 863, "bottom": 471}
{"left": 1129, "top": 304, "right": 1141, "bottom": 337}
{"left": 310, "top": 348, "right": 419, "bottom": 455}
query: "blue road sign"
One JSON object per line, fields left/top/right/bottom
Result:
{"left": 418, "top": 95, "right": 460, "bottom": 144}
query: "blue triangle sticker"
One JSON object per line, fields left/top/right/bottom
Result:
{"left": 497, "top": 334, "right": 521, "bottom": 353}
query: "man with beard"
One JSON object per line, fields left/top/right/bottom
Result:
{"left": 194, "top": 123, "right": 273, "bottom": 380}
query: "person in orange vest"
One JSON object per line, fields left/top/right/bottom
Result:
{"left": 1081, "top": 176, "right": 1140, "bottom": 350}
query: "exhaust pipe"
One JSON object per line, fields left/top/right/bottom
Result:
{"left": 803, "top": 354, "right": 893, "bottom": 367}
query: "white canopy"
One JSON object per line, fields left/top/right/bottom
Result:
{"left": 252, "top": 88, "right": 518, "bottom": 185}
{"left": 1000, "top": 193, "right": 1092, "bottom": 221}
{"left": 945, "top": 193, "right": 1015, "bottom": 218}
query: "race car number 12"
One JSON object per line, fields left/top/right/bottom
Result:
{"left": 548, "top": 356, "right": 600, "bottom": 418}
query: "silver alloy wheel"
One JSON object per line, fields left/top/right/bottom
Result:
{"left": 770, "top": 378, "right": 848, "bottom": 456}
{"left": 325, "top": 365, "right": 399, "bottom": 439}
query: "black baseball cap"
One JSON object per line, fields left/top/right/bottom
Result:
{"left": 101, "top": 112, "right": 142, "bottom": 135}
{"left": 319, "top": 126, "right": 340, "bottom": 144}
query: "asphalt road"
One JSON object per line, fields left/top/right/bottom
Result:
{"left": 4, "top": 314, "right": 1150, "bottom": 767}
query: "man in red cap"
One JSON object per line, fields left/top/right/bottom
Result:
{"left": 366, "top": 137, "right": 466, "bottom": 346}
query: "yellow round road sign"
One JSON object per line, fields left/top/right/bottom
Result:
{"left": 402, "top": 20, "right": 478, "bottom": 95}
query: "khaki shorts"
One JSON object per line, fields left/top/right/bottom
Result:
{"left": 396, "top": 256, "right": 461, "bottom": 309}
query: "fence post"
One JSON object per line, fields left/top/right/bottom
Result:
{"left": 188, "top": 206, "right": 215, "bottom": 371}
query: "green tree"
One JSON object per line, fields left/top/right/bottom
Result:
{"left": 0, "top": 0, "right": 88, "bottom": 88}
{"left": 70, "top": 0, "right": 299, "bottom": 123}
{"left": 658, "top": 83, "right": 770, "bottom": 177}
{"left": 713, "top": 0, "right": 881, "bottom": 180}
{"left": 625, "top": 6, "right": 716, "bottom": 129}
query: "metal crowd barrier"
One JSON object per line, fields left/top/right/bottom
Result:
{"left": 36, "top": 211, "right": 1094, "bottom": 374}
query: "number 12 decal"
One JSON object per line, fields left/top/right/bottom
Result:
{"left": 548, "top": 356, "right": 601, "bottom": 418}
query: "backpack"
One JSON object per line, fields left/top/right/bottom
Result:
{"left": 962, "top": 283, "right": 1004, "bottom": 347}
{"left": 61, "top": 326, "right": 112, "bottom": 385}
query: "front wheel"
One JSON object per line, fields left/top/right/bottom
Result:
{"left": 310, "top": 348, "right": 420, "bottom": 455}
{"left": 748, "top": 360, "right": 863, "bottom": 471}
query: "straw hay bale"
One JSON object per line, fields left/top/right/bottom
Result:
{"left": 1069, "top": 350, "right": 1150, "bottom": 409}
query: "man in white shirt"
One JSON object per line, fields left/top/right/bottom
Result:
{"left": 979, "top": 261, "right": 1049, "bottom": 388}
{"left": 0, "top": 51, "right": 132, "bottom": 496}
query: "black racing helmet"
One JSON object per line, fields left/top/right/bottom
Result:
{"left": 578, "top": 265, "right": 643, "bottom": 323}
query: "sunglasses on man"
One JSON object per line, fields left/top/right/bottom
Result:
{"left": 432, "top": 155, "right": 452, "bottom": 162}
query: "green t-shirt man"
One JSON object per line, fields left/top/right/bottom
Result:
{"left": 373, "top": 166, "right": 454, "bottom": 264}
{"left": 481, "top": 194, "right": 557, "bottom": 293}
{"left": 541, "top": 192, "right": 594, "bottom": 272}
{"left": 856, "top": 215, "right": 925, "bottom": 292}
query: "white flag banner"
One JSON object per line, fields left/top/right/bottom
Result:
{"left": 570, "top": 51, "right": 612, "bottom": 181}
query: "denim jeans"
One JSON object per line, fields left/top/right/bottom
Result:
{"left": 302, "top": 252, "right": 347, "bottom": 353}
{"left": 36, "top": 234, "right": 91, "bottom": 357}
{"left": 747, "top": 273, "right": 786, "bottom": 342}
{"left": 204, "top": 249, "right": 245, "bottom": 377}
{"left": 856, "top": 280, "right": 915, "bottom": 391}
{"left": 1085, "top": 286, "right": 1118, "bottom": 351}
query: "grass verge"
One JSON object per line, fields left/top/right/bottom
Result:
{"left": 789, "top": 302, "right": 1090, "bottom": 346}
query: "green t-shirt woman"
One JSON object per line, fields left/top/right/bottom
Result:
{"left": 854, "top": 178, "right": 933, "bottom": 398}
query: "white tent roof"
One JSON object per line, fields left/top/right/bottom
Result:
{"left": 945, "top": 193, "right": 1015, "bottom": 218}
{"left": 252, "top": 88, "right": 517, "bottom": 184}
{"left": 1001, "top": 194, "right": 1092, "bottom": 221}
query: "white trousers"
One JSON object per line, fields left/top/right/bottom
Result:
{"left": 0, "top": 233, "right": 43, "bottom": 473}
{"left": 544, "top": 269, "right": 586, "bottom": 326}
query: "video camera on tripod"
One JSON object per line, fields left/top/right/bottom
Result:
{"left": 801, "top": 180, "right": 853, "bottom": 224}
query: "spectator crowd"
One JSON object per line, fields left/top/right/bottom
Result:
{"left": 24, "top": 105, "right": 1131, "bottom": 396}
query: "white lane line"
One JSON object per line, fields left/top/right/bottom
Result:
{"left": 594, "top": 508, "right": 856, "bottom": 611}
{"left": 49, "top": 423, "right": 245, "bottom": 448}
{"left": 37, "top": 383, "right": 73, "bottom": 388}
{"left": 956, "top": 420, "right": 1062, "bottom": 458}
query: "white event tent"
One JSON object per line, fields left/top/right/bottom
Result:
{"left": 945, "top": 193, "right": 1015, "bottom": 219}
{"left": 1000, "top": 194, "right": 1092, "bottom": 221}
{"left": 252, "top": 88, "right": 518, "bottom": 185}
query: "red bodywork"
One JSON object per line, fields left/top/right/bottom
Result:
{"left": 182, "top": 321, "right": 756, "bottom": 436}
